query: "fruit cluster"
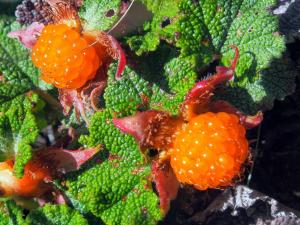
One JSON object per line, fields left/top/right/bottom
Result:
{"left": 32, "top": 24, "right": 102, "bottom": 89}
{"left": 170, "top": 112, "right": 248, "bottom": 190}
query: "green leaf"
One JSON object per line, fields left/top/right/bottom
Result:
{"left": 65, "top": 111, "right": 162, "bottom": 225}
{"left": 79, "top": 0, "right": 121, "bottom": 31}
{"left": 149, "top": 54, "right": 198, "bottom": 114}
{"left": 104, "top": 63, "right": 152, "bottom": 117}
{"left": 176, "top": 0, "right": 295, "bottom": 114}
{"left": 0, "top": 94, "right": 40, "bottom": 177}
{"left": 0, "top": 200, "right": 25, "bottom": 225}
{"left": 26, "top": 204, "right": 89, "bottom": 225}
{"left": 126, "top": 0, "right": 180, "bottom": 55}
{"left": 219, "top": 57, "right": 298, "bottom": 113}
{"left": 0, "top": 16, "right": 49, "bottom": 177}
{"left": 105, "top": 44, "right": 198, "bottom": 115}
{"left": 5, "top": 200, "right": 25, "bottom": 225}
{"left": 0, "top": 16, "right": 49, "bottom": 104}
{"left": 0, "top": 201, "right": 10, "bottom": 225}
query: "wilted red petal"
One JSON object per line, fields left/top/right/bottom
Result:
{"left": 59, "top": 69, "right": 108, "bottom": 124}
{"left": 36, "top": 146, "right": 101, "bottom": 174}
{"left": 58, "top": 89, "right": 87, "bottom": 121}
{"left": 113, "top": 110, "right": 161, "bottom": 142}
{"left": 81, "top": 68, "right": 107, "bottom": 111}
{"left": 181, "top": 46, "right": 239, "bottom": 121}
{"left": 8, "top": 22, "right": 44, "bottom": 49}
{"left": 152, "top": 160, "right": 179, "bottom": 214}
{"left": 36, "top": 190, "right": 68, "bottom": 207}
{"left": 106, "top": 34, "right": 126, "bottom": 78}
{"left": 210, "top": 100, "right": 263, "bottom": 129}
{"left": 113, "top": 111, "right": 181, "bottom": 151}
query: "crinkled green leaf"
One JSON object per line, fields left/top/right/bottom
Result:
{"left": 26, "top": 204, "right": 89, "bottom": 225}
{"left": 79, "top": 0, "right": 121, "bottom": 31}
{"left": 0, "top": 16, "right": 49, "bottom": 103}
{"left": 0, "top": 16, "right": 49, "bottom": 177}
{"left": 177, "top": 0, "right": 295, "bottom": 114}
{"left": 65, "top": 111, "right": 162, "bottom": 225}
{"left": 104, "top": 63, "right": 152, "bottom": 117}
{"left": 105, "top": 45, "right": 198, "bottom": 115}
{"left": 149, "top": 54, "right": 198, "bottom": 114}
{"left": 219, "top": 56, "right": 298, "bottom": 113}
{"left": 126, "top": 0, "right": 180, "bottom": 55}
{"left": 0, "top": 94, "right": 40, "bottom": 177}
{"left": 0, "top": 200, "right": 25, "bottom": 225}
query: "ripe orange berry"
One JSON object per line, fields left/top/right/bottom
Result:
{"left": 0, "top": 160, "right": 51, "bottom": 198}
{"left": 32, "top": 24, "right": 102, "bottom": 89}
{"left": 170, "top": 112, "right": 248, "bottom": 190}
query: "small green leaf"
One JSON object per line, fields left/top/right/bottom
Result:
{"left": 79, "top": 0, "right": 121, "bottom": 31}
{"left": 219, "top": 57, "right": 297, "bottom": 114}
{"left": 0, "top": 201, "right": 10, "bottom": 225}
{"left": 126, "top": 0, "right": 180, "bottom": 55}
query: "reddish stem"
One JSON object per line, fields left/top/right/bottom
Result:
{"left": 230, "top": 45, "right": 239, "bottom": 70}
{"left": 181, "top": 45, "right": 240, "bottom": 121}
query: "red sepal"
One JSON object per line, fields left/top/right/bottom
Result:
{"left": 8, "top": 22, "right": 44, "bottom": 49}
{"left": 152, "top": 161, "right": 179, "bottom": 214}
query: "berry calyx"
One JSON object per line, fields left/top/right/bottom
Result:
{"left": 170, "top": 112, "right": 248, "bottom": 190}
{"left": 32, "top": 24, "right": 103, "bottom": 89}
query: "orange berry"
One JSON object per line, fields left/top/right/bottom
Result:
{"left": 0, "top": 160, "right": 51, "bottom": 198}
{"left": 32, "top": 24, "right": 102, "bottom": 89}
{"left": 170, "top": 112, "right": 248, "bottom": 190}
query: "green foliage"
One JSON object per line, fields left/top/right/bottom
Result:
{"left": 0, "top": 16, "right": 49, "bottom": 102}
{"left": 0, "top": 16, "right": 48, "bottom": 177}
{"left": 219, "top": 57, "right": 297, "bottom": 113}
{"left": 177, "top": 0, "right": 295, "bottom": 113}
{"left": 105, "top": 47, "right": 198, "bottom": 115}
{"left": 149, "top": 54, "right": 198, "bottom": 114}
{"left": 79, "top": 0, "right": 121, "bottom": 31}
{"left": 126, "top": 0, "right": 180, "bottom": 55}
{"left": 0, "top": 94, "right": 40, "bottom": 177}
{"left": 0, "top": 0, "right": 297, "bottom": 224}
{"left": 0, "top": 200, "right": 25, "bottom": 225}
{"left": 5, "top": 200, "right": 25, "bottom": 225}
{"left": 127, "top": 0, "right": 295, "bottom": 114}
{"left": 26, "top": 204, "right": 89, "bottom": 225}
{"left": 104, "top": 63, "right": 152, "bottom": 116}
{"left": 66, "top": 110, "right": 162, "bottom": 225}
{"left": 0, "top": 201, "right": 10, "bottom": 225}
